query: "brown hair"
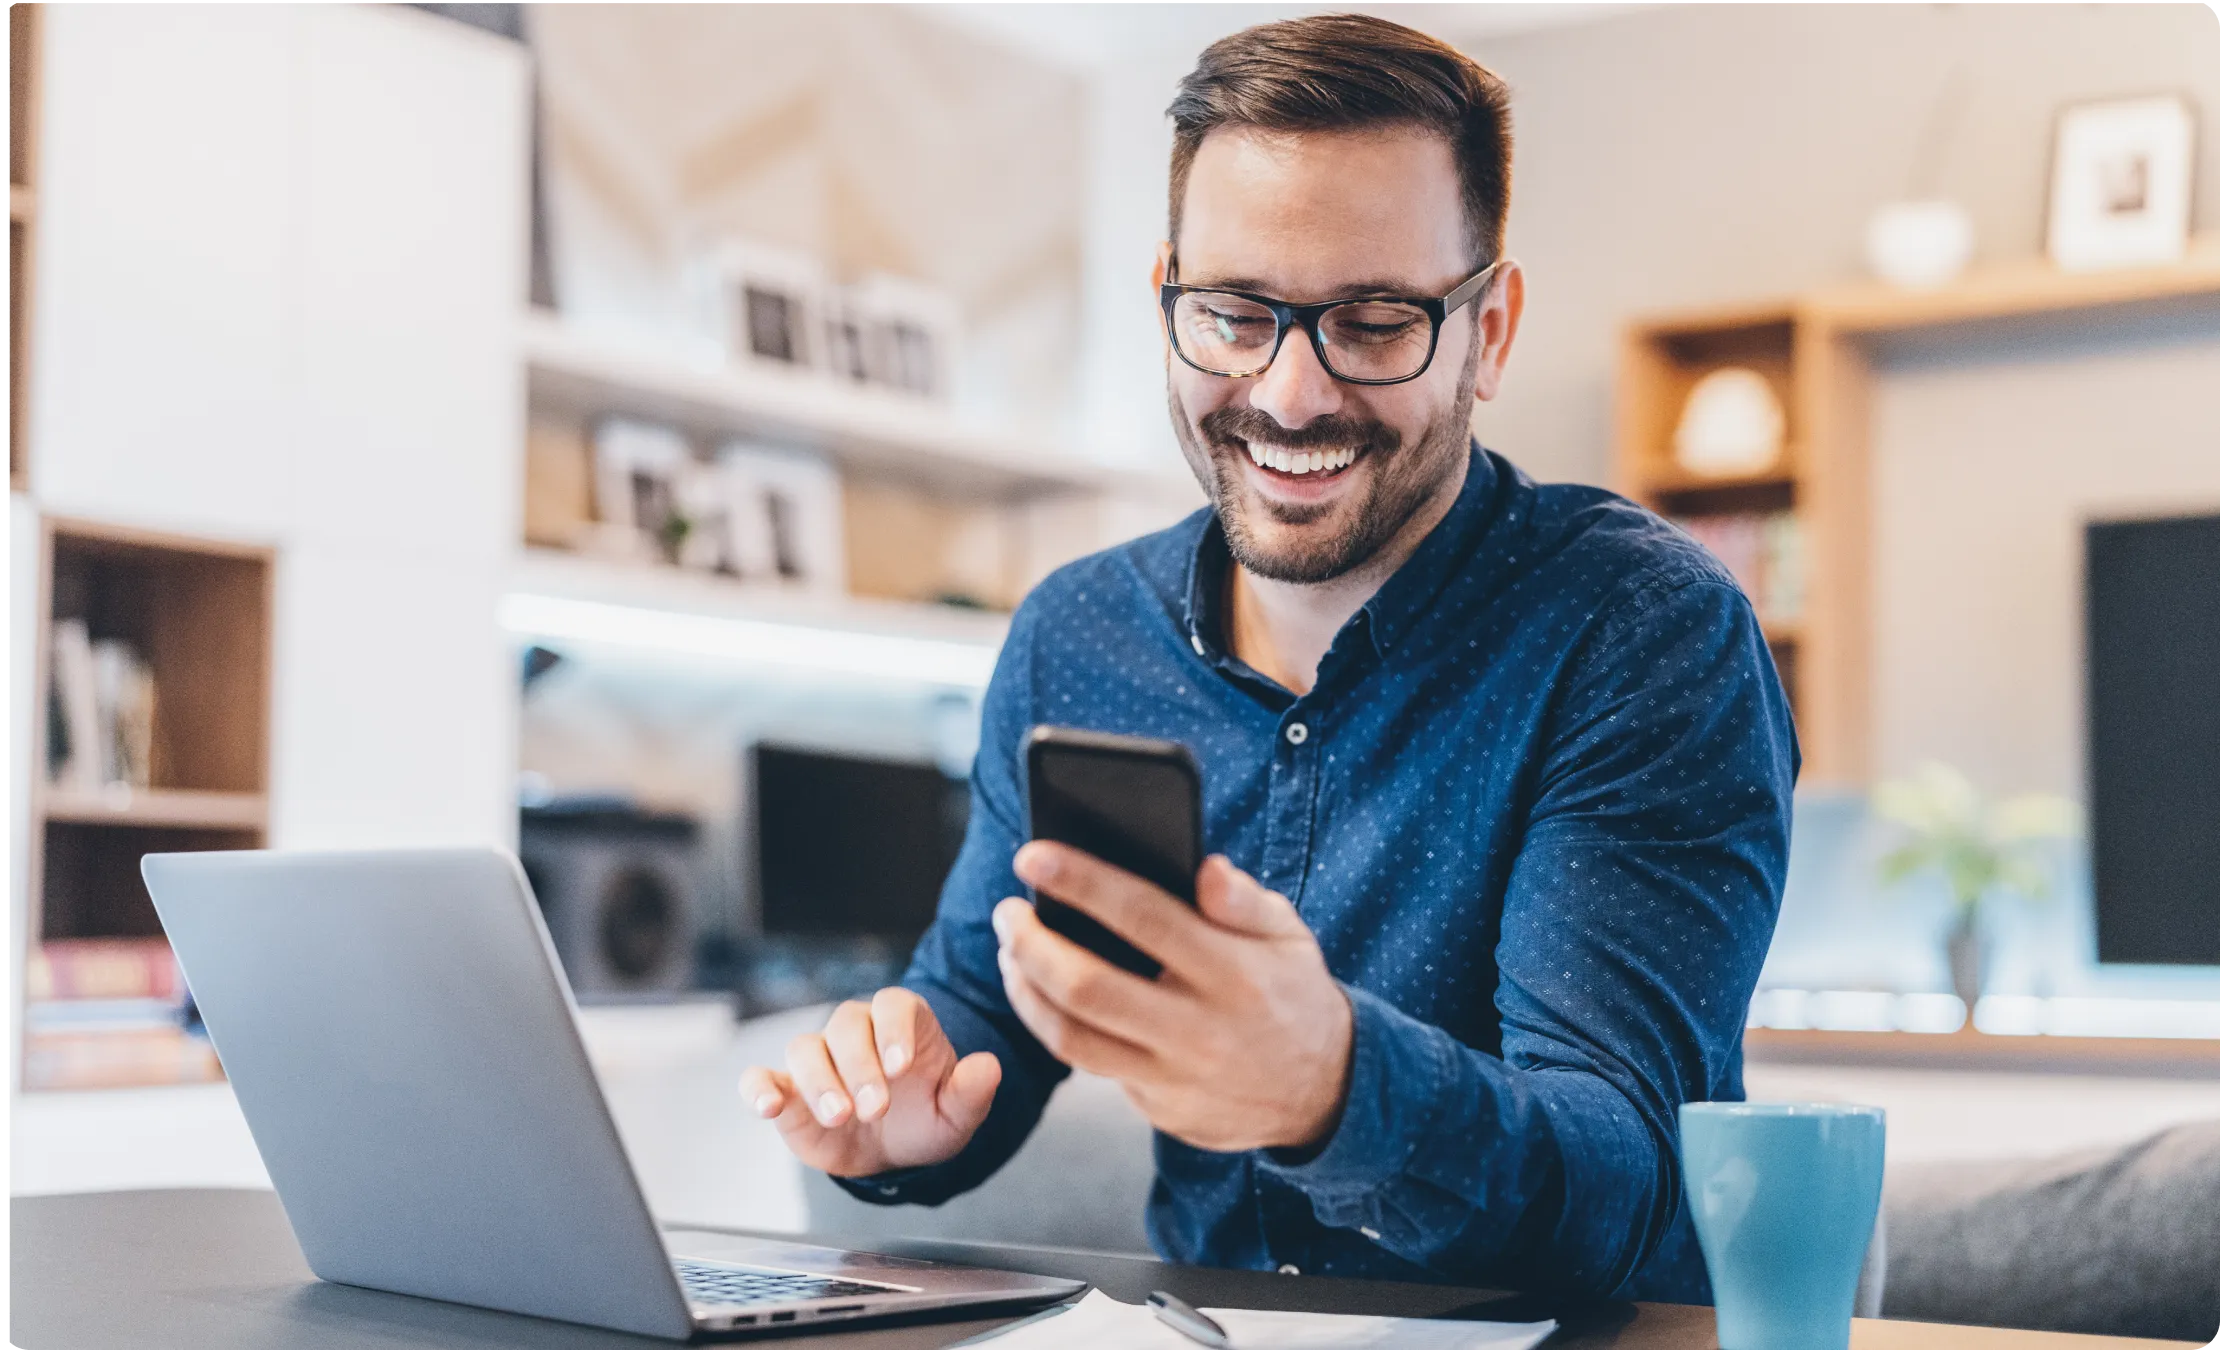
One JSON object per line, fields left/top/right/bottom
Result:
{"left": 1166, "top": 13, "right": 1513, "bottom": 266}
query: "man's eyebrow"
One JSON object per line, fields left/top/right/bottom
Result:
{"left": 1178, "top": 275, "right": 1432, "bottom": 300}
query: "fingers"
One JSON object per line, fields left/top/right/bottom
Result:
{"left": 1195, "top": 854, "right": 1308, "bottom": 938}
{"left": 740, "top": 1064, "right": 833, "bottom": 1147}
{"left": 738, "top": 1064, "right": 790, "bottom": 1120}
{"left": 1012, "top": 840, "right": 1214, "bottom": 978}
{"left": 869, "top": 986, "right": 937, "bottom": 1081}
{"left": 993, "top": 897, "right": 1181, "bottom": 1045}
{"left": 936, "top": 1051, "right": 1002, "bottom": 1135}
{"left": 786, "top": 1029, "right": 854, "bottom": 1128}
{"left": 823, "top": 1000, "right": 889, "bottom": 1123}
{"left": 998, "top": 939, "right": 1156, "bottom": 1079}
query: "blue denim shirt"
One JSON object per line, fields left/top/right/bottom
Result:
{"left": 843, "top": 444, "right": 1796, "bottom": 1302}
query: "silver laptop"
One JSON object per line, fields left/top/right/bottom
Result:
{"left": 141, "top": 847, "right": 1084, "bottom": 1340}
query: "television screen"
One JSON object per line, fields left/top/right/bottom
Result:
{"left": 751, "top": 743, "right": 969, "bottom": 945}
{"left": 2086, "top": 512, "right": 2220, "bottom": 965}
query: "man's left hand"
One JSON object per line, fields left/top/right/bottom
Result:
{"left": 996, "top": 843, "right": 1353, "bottom": 1154}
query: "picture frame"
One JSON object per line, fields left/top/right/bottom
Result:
{"left": 2046, "top": 94, "right": 2197, "bottom": 272}
{"left": 716, "top": 241, "right": 830, "bottom": 373}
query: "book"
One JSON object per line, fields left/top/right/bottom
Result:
{"left": 27, "top": 938, "right": 185, "bottom": 1002}
{"left": 1670, "top": 510, "right": 1805, "bottom": 628}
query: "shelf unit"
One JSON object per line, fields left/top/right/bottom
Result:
{"left": 519, "top": 307, "right": 1197, "bottom": 630}
{"left": 11, "top": 2, "right": 42, "bottom": 490}
{"left": 521, "top": 309, "right": 1156, "bottom": 501}
{"left": 25, "top": 517, "right": 275, "bottom": 1091}
{"left": 1616, "top": 237, "right": 2220, "bottom": 785}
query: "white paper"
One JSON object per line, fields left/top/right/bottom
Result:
{"left": 959, "top": 1290, "right": 1557, "bottom": 1350}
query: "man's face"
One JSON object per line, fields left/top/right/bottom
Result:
{"left": 1161, "top": 126, "right": 1497, "bottom": 584}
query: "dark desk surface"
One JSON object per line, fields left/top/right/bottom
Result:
{"left": 10, "top": 1190, "right": 2197, "bottom": 1349}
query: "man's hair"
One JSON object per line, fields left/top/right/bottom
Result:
{"left": 1166, "top": 14, "right": 1513, "bottom": 267}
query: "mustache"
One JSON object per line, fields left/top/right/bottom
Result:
{"left": 1197, "top": 406, "right": 1401, "bottom": 455}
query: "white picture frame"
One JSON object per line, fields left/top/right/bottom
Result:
{"left": 589, "top": 417, "right": 693, "bottom": 563}
{"left": 716, "top": 241, "right": 831, "bottom": 373}
{"left": 715, "top": 443, "right": 847, "bottom": 594}
{"left": 2047, "top": 94, "right": 2197, "bottom": 273}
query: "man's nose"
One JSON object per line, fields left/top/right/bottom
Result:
{"left": 1246, "top": 324, "right": 1344, "bottom": 431}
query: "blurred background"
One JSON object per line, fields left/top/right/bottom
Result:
{"left": 8, "top": 0, "right": 2220, "bottom": 1322}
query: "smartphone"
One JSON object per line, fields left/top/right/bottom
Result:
{"left": 1022, "top": 725, "right": 1204, "bottom": 979}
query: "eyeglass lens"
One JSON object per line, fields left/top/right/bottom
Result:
{"left": 1171, "top": 293, "right": 1436, "bottom": 382}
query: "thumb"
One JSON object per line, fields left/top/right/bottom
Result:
{"left": 936, "top": 1051, "right": 1002, "bottom": 1136}
{"left": 1197, "top": 855, "right": 1308, "bottom": 938}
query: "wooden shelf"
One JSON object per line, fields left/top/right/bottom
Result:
{"left": 9, "top": 183, "right": 30, "bottom": 222}
{"left": 1746, "top": 1026, "right": 2220, "bottom": 1078}
{"left": 1807, "top": 235, "right": 2220, "bottom": 335}
{"left": 521, "top": 310, "right": 1167, "bottom": 502}
{"left": 26, "top": 517, "right": 274, "bottom": 1088}
{"left": 1616, "top": 238, "right": 2220, "bottom": 785}
{"left": 40, "top": 788, "right": 267, "bottom": 831}
{"left": 1643, "top": 462, "right": 1799, "bottom": 499}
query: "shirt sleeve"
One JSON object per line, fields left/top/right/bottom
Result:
{"left": 1259, "top": 571, "right": 1796, "bottom": 1297}
{"left": 831, "top": 598, "right": 1070, "bottom": 1208}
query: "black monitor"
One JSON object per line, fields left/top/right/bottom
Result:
{"left": 2086, "top": 512, "right": 2220, "bottom": 965}
{"left": 749, "top": 743, "right": 969, "bottom": 947}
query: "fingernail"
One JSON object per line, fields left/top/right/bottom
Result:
{"left": 992, "top": 902, "right": 1017, "bottom": 942}
{"left": 882, "top": 1044, "right": 908, "bottom": 1076}
{"left": 753, "top": 1093, "right": 781, "bottom": 1117}
{"left": 854, "top": 1084, "right": 884, "bottom": 1118}
{"left": 816, "top": 1091, "right": 847, "bottom": 1125}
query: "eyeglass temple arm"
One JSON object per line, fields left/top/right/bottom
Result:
{"left": 1444, "top": 259, "right": 1507, "bottom": 315}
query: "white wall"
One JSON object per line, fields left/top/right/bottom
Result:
{"left": 27, "top": 4, "right": 528, "bottom": 850}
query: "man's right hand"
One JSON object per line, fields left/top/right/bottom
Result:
{"left": 739, "top": 987, "right": 1001, "bottom": 1178}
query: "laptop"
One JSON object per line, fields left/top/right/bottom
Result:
{"left": 141, "top": 847, "right": 1084, "bottom": 1340}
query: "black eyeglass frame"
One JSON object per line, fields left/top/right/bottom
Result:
{"left": 1159, "top": 257, "right": 1508, "bottom": 386}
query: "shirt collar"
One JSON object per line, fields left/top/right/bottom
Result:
{"left": 1180, "top": 439, "right": 1501, "bottom": 667}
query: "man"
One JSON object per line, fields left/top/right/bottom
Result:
{"left": 741, "top": 14, "right": 1794, "bottom": 1301}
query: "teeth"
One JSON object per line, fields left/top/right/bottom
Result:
{"left": 1244, "top": 443, "right": 1359, "bottom": 475}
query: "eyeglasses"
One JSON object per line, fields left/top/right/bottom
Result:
{"left": 1160, "top": 258, "right": 1507, "bottom": 386}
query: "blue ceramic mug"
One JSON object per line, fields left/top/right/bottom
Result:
{"left": 1679, "top": 1102, "right": 1886, "bottom": 1350}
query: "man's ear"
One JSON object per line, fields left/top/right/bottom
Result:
{"left": 1152, "top": 242, "right": 1175, "bottom": 354}
{"left": 1470, "top": 260, "right": 1525, "bottom": 403}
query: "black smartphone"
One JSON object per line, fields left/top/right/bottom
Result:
{"left": 1022, "top": 725, "right": 1203, "bottom": 979}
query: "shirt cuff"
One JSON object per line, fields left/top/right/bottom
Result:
{"left": 1258, "top": 982, "right": 1457, "bottom": 1198}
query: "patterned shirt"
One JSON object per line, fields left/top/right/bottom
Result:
{"left": 842, "top": 442, "right": 1796, "bottom": 1302}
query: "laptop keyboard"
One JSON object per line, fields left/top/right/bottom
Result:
{"left": 675, "top": 1258, "right": 896, "bottom": 1309}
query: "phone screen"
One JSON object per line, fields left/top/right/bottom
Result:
{"left": 1024, "top": 727, "right": 1202, "bottom": 979}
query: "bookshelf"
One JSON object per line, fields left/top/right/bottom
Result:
{"left": 519, "top": 308, "right": 1188, "bottom": 630}
{"left": 1617, "top": 237, "right": 2220, "bottom": 785}
{"left": 11, "top": 3, "right": 42, "bottom": 491}
{"left": 25, "top": 517, "right": 275, "bottom": 1091}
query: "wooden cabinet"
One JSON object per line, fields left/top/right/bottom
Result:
{"left": 1617, "top": 241, "right": 2220, "bottom": 787}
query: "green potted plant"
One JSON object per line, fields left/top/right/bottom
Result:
{"left": 1872, "top": 763, "right": 2078, "bottom": 1024}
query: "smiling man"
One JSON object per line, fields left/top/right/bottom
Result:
{"left": 741, "top": 15, "right": 1796, "bottom": 1301}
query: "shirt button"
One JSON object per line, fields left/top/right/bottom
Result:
{"left": 1190, "top": 633, "right": 1206, "bottom": 656}
{"left": 1277, "top": 1263, "right": 1301, "bottom": 1276}
{"left": 1359, "top": 1227, "right": 1382, "bottom": 1242}
{"left": 1284, "top": 722, "right": 1309, "bottom": 745}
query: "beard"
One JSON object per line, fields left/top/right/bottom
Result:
{"left": 1167, "top": 357, "right": 1477, "bottom": 585}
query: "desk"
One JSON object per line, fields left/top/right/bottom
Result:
{"left": 9, "top": 1190, "right": 2197, "bottom": 1349}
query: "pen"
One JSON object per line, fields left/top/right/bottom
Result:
{"left": 1148, "top": 1290, "right": 1232, "bottom": 1349}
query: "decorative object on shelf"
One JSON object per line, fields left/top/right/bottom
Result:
{"left": 1671, "top": 367, "right": 1785, "bottom": 478}
{"left": 716, "top": 442, "right": 847, "bottom": 593}
{"left": 588, "top": 416, "right": 692, "bottom": 564}
{"left": 2047, "top": 94, "right": 2196, "bottom": 272}
{"left": 45, "top": 621, "right": 156, "bottom": 792}
{"left": 1865, "top": 200, "right": 1975, "bottom": 289}
{"left": 848, "top": 272, "right": 960, "bottom": 401}
{"left": 716, "top": 241, "right": 827, "bottom": 372}
{"left": 1872, "top": 762, "right": 2079, "bottom": 1022}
